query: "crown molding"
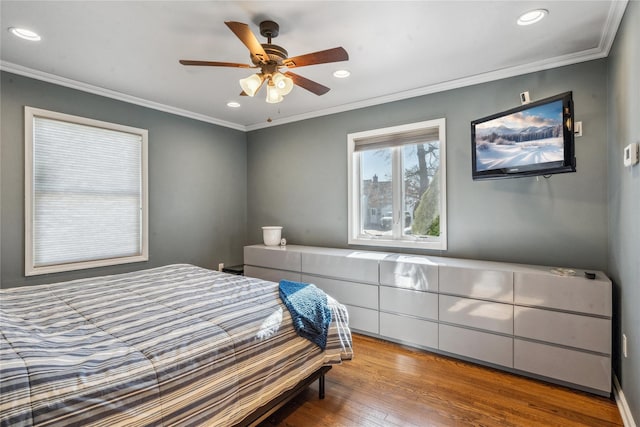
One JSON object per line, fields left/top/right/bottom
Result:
{"left": 245, "top": 45, "right": 609, "bottom": 131}
{"left": 0, "top": 61, "right": 246, "bottom": 132}
{"left": 0, "top": 42, "right": 610, "bottom": 135}
{"left": 599, "top": 0, "right": 629, "bottom": 54}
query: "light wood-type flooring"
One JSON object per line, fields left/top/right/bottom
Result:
{"left": 261, "top": 334, "right": 623, "bottom": 427}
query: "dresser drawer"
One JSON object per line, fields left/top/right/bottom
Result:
{"left": 439, "top": 324, "right": 513, "bottom": 368}
{"left": 347, "top": 305, "right": 379, "bottom": 334}
{"left": 380, "top": 286, "right": 438, "bottom": 321}
{"left": 244, "top": 246, "right": 301, "bottom": 271}
{"left": 301, "top": 252, "right": 381, "bottom": 284}
{"left": 379, "top": 312, "right": 438, "bottom": 349}
{"left": 243, "top": 265, "right": 301, "bottom": 283}
{"left": 379, "top": 256, "right": 438, "bottom": 292}
{"left": 302, "top": 274, "right": 378, "bottom": 310}
{"left": 514, "top": 339, "right": 611, "bottom": 393}
{"left": 514, "top": 272, "right": 611, "bottom": 317}
{"left": 439, "top": 295, "right": 513, "bottom": 334}
{"left": 439, "top": 266, "right": 513, "bottom": 303}
{"left": 514, "top": 306, "right": 611, "bottom": 354}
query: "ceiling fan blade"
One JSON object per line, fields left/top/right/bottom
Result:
{"left": 283, "top": 47, "right": 348, "bottom": 68}
{"left": 179, "top": 60, "right": 252, "bottom": 68}
{"left": 284, "top": 71, "right": 330, "bottom": 96}
{"left": 225, "top": 21, "right": 269, "bottom": 64}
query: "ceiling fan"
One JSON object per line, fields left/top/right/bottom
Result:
{"left": 179, "top": 20, "right": 349, "bottom": 103}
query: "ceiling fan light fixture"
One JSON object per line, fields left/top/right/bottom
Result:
{"left": 266, "top": 84, "right": 284, "bottom": 104}
{"left": 272, "top": 72, "right": 294, "bottom": 95}
{"left": 239, "top": 74, "right": 263, "bottom": 97}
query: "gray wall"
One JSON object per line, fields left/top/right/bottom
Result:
{"left": 607, "top": 1, "right": 639, "bottom": 422}
{"left": 247, "top": 60, "right": 609, "bottom": 271}
{"left": 1, "top": 71, "right": 247, "bottom": 288}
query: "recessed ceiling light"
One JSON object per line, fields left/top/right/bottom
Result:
{"left": 333, "top": 70, "right": 351, "bottom": 78}
{"left": 8, "top": 27, "right": 41, "bottom": 41}
{"left": 226, "top": 101, "right": 241, "bottom": 108}
{"left": 517, "top": 9, "right": 548, "bottom": 26}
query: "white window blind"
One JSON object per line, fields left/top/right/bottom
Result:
{"left": 352, "top": 126, "right": 440, "bottom": 152}
{"left": 25, "top": 107, "right": 148, "bottom": 275}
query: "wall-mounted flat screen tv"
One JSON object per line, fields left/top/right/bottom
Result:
{"left": 471, "top": 91, "right": 576, "bottom": 180}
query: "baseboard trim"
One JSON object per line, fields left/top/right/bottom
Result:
{"left": 614, "top": 374, "right": 637, "bottom": 427}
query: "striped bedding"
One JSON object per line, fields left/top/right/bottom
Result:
{"left": 0, "top": 264, "right": 352, "bottom": 426}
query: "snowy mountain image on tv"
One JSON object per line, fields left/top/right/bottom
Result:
{"left": 475, "top": 100, "right": 564, "bottom": 172}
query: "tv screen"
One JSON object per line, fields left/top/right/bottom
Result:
{"left": 471, "top": 91, "right": 576, "bottom": 180}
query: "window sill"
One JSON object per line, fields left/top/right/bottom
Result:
{"left": 26, "top": 254, "right": 148, "bottom": 276}
{"left": 348, "top": 236, "right": 447, "bottom": 251}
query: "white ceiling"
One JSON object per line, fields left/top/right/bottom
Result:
{"left": 0, "top": 1, "right": 628, "bottom": 131}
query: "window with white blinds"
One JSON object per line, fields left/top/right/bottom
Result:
{"left": 25, "top": 107, "right": 148, "bottom": 276}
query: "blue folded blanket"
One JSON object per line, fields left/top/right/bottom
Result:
{"left": 279, "top": 280, "right": 332, "bottom": 350}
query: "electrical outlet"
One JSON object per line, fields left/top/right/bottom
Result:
{"left": 623, "top": 333, "right": 628, "bottom": 358}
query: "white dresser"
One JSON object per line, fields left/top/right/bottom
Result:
{"left": 244, "top": 244, "right": 612, "bottom": 396}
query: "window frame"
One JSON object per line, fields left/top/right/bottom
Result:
{"left": 347, "top": 118, "right": 447, "bottom": 251}
{"left": 24, "top": 106, "right": 149, "bottom": 276}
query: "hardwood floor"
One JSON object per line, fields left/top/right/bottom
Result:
{"left": 261, "top": 334, "right": 622, "bottom": 427}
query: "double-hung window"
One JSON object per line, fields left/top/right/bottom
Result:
{"left": 348, "top": 118, "right": 446, "bottom": 250}
{"left": 25, "top": 107, "right": 148, "bottom": 276}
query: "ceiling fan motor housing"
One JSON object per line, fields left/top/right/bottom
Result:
{"left": 262, "top": 44, "right": 288, "bottom": 62}
{"left": 180, "top": 20, "right": 346, "bottom": 97}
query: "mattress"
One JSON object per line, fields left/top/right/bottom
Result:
{"left": 0, "top": 264, "right": 352, "bottom": 426}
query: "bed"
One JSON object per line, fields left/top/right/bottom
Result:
{"left": 0, "top": 264, "right": 353, "bottom": 426}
